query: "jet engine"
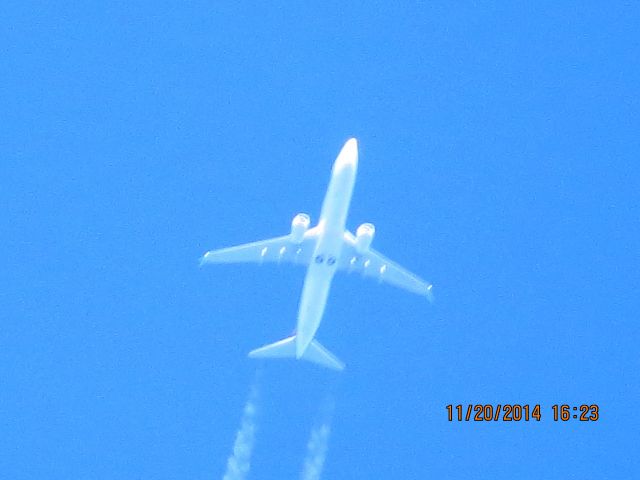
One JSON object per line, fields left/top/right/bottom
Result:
{"left": 290, "top": 213, "right": 310, "bottom": 244}
{"left": 355, "top": 223, "right": 375, "bottom": 254}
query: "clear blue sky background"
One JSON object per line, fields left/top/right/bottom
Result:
{"left": 2, "top": 2, "right": 638, "bottom": 479}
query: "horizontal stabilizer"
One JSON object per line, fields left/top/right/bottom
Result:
{"left": 304, "top": 339, "right": 345, "bottom": 371}
{"left": 248, "top": 335, "right": 297, "bottom": 358}
{"left": 248, "top": 335, "right": 344, "bottom": 371}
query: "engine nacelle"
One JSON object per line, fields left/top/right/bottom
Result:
{"left": 355, "top": 223, "right": 375, "bottom": 254}
{"left": 290, "top": 213, "right": 310, "bottom": 244}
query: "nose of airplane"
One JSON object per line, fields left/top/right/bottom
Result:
{"left": 333, "top": 138, "right": 358, "bottom": 172}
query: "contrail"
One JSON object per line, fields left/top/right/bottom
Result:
{"left": 222, "top": 371, "right": 261, "bottom": 480}
{"left": 300, "top": 396, "right": 335, "bottom": 480}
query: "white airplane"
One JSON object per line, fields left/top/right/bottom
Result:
{"left": 201, "top": 138, "right": 433, "bottom": 371}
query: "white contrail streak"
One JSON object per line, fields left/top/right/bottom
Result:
{"left": 222, "top": 374, "right": 260, "bottom": 480}
{"left": 300, "top": 423, "right": 331, "bottom": 480}
{"left": 300, "top": 397, "right": 334, "bottom": 480}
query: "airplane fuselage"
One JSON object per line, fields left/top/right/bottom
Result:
{"left": 295, "top": 139, "right": 358, "bottom": 357}
{"left": 202, "top": 137, "right": 433, "bottom": 371}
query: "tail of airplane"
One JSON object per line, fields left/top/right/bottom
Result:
{"left": 248, "top": 335, "right": 345, "bottom": 371}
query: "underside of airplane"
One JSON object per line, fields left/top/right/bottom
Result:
{"left": 201, "top": 138, "right": 433, "bottom": 371}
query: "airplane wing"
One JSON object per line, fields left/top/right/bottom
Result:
{"left": 338, "top": 231, "right": 434, "bottom": 301}
{"left": 200, "top": 229, "right": 319, "bottom": 266}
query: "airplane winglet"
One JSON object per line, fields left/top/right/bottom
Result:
{"left": 425, "top": 284, "right": 435, "bottom": 303}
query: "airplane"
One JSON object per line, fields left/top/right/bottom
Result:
{"left": 200, "top": 138, "right": 433, "bottom": 371}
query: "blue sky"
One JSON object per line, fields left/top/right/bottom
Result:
{"left": 2, "top": 2, "right": 638, "bottom": 479}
